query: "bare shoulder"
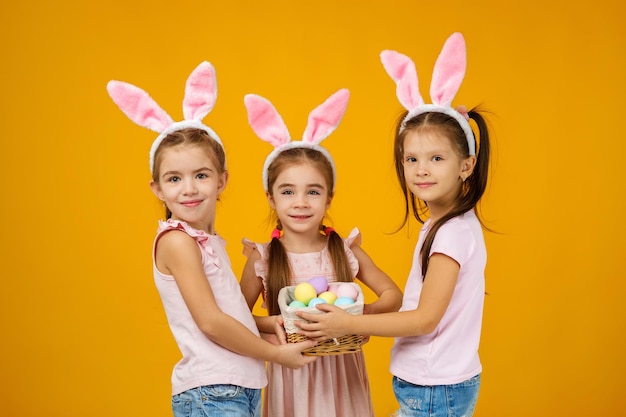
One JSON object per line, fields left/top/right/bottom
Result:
{"left": 155, "top": 230, "right": 202, "bottom": 272}
{"left": 157, "top": 229, "right": 197, "bottom": 251}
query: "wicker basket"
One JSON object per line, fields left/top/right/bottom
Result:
{"left": 278, "top": 282, "right": 364, "bottom": 356}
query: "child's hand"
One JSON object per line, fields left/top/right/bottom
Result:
{"left": 275, "top": 340, "right": 318, "bottom": 369}
{"left": 260, "top": 315, "right": 287, "bottom": 345}
{"left": 273, "top": 314, "right": 287, "bottom": 345}
{"left": 295, "top": 303, "right": 352, "bottom": 341}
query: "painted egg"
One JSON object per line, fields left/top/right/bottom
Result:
{"left": 336, "top": 283, "right": 358, "bottom": 301}
{"left": 334, "top": 296, "right": 355, "bottom": 306}
{"left": 308, "top": 297, "right": 327, "bottom": 307}
{"left": 289, "top": 300, "right": 307, "bottom": 308}
{"left": 294, "top": 282, "right": 317, "bottom": 305}
{"left": 307, "top": 276, "right": 328, "bottom": 295}
{"left": 318, "top": 291, "right": 338, "bottom": 305}
{"left": 327, "top": 282, "right": 341, "bottom": 294}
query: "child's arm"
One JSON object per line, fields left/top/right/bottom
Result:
{"left": 240, "top": 249, "right": 264, "bottom": 311}
{"left": 157, "top": 230, "right": 314, "bottom": 368}
{"left": 351, "top": 244, "right": 403, "bottom": 314}
{"left": 240, "top": 250, "right": 286, "bottom": 344}
{"left": 297, "top": 253, "right": 458, "bottom": 339}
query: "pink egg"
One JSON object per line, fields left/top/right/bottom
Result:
{"left": 336, "top": 283, "right": 358, "bottom": 301}
{"left": 327, "top": 283, "right": 341, "bottom": 294}
{"left": 307, "top": 276, "right": 328, "bottom": 295}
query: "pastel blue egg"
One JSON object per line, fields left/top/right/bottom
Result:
{"left": 334, "top": 296, "right": 355, "bottom": 306}
{"left": 308, "top": 297, "right": 327, "bottom": 307}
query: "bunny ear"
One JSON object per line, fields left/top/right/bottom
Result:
{"left": 106, "top": 81, "right": 173, "bottom": 133}
{"left": 302, "top": 88, "right": 350, "bottom": 144}
{"left": 183, "top": 61, "right": 217, "bottom": 121}
{"left": 380, "top": 50, "right": 423, "bottom": 111}
{"left": 244, "top": 94, "right": 291, "bottom": 147}
{"left": 430, "top": 32, "right": 466, "bottom": 107}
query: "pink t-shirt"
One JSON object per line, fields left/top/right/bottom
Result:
{"left": 390, "top": 211, "right": 485, "bottom": 386}
{"left": 153, "top": 220, "right": 267, "bottom": 396}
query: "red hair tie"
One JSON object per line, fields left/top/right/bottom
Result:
{"left": 456, "top": 105, "right": 470, "bottom": 121}
{"left": 324, "top": 226, "right": 335, "bottom": 236}
{"left": 271, "top": 228, "right": 281, "bottom": 239}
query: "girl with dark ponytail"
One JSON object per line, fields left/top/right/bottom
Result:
{"left": 298, "top": 33, "right": 492, "bottom": 417}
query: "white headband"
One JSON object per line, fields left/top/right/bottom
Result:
{"left": 106, "top": 61, "right": 224, "bottom": 173}
{"left": 380, "top": 32, "right": 476, "bottom": 156}
{"left": 243, "top": 89, "right": 350, "bottom": 192}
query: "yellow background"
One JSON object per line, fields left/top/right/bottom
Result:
{"left": 1, "top": 1, "right": 624, "bottom": 416}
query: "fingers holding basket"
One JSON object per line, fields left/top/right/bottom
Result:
{"left": 295, "top": 304, "right": 353, "bottom": 340}
{"left": 276, "top": 340, "right": 319, "bottom": 368}
{"left": 272, "top": 314, "right": 288, "bottom": 345}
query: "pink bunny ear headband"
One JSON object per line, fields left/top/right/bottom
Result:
{"left": 243, "top": 88, "right": 350, "bottom": 192}
{"left": 380, "top": 32, "right": 476, "bottom": 156}
{"left": 106, "top": 61, "right": 223, "bottom": 173}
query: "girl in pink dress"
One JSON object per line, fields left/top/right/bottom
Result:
{"left": 240, "top": 89, "right": 403, "bottom": 417}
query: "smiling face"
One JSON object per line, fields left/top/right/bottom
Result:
{"left": 402, "top": 128, "right": 475, "bottom": 220}
{"left": 150, "top": 144, "right": 227, "bottom": 234}
{"left": 267, "top": 162, "right": 332, "bottom": 237}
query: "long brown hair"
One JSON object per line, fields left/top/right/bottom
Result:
{"left": 393, "top": 110, "right": 491, "bottom": 278}
{"left": 264, "top": 147, "right": 353, "bottom": 315}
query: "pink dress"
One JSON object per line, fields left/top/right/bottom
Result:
{"left": 243, "top": 228, "right": 375, "bottom": 417}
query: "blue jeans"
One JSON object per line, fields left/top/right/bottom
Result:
{"left": 392, "top": 374, "right": 480, "bottom": 417}
{"left": 172, "top": 385, "right": 261, "bottom": 417}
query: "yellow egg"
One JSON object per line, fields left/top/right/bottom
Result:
{"left": 318, "top": 291, "right": 338, "bottom": 305}
{"left": 294, "top": 282, "right": 317, "bottom": 305}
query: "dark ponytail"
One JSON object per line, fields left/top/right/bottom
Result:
{"left": 265, "top": 228, "right": 292, "bottom": 315}
{"left": 324, "top": 226, "right": 353, "bottom": 284}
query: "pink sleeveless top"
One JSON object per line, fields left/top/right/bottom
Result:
{"left": 154, "top": 219, "right": 267, "bottom": 396}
